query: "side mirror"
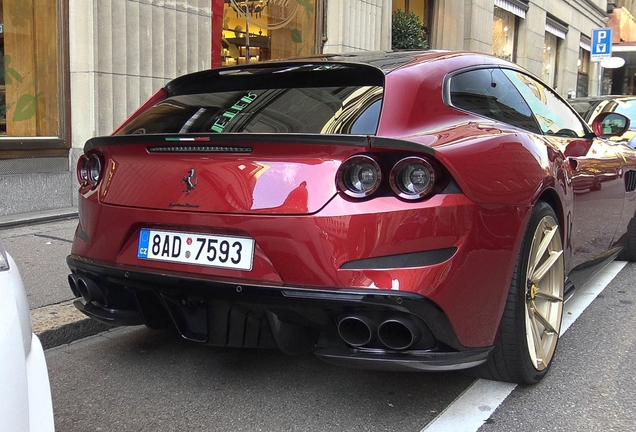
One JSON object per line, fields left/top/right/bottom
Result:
{"left": 564, "top": 140, "right": 592, "bottom": 158}
{"left": 591, "top": 112, "right": 630, "bottom": 137}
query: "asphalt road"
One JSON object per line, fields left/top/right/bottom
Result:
{"left": 2, "top": 219, "right": 636, "bottom": 431}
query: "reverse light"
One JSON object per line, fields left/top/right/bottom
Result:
{"left": 390, "top": 157, "right": 436, "bottom": 200}
{"left": 337, "top": 155, "right": 382, "bottom": 198}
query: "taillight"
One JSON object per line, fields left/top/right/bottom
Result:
{"left": 337, "top": 155, "right": 382, "bottom": 198}
{"left": 77, "top": 155, "right": 89, "bottom": 185}
{"left": 77, "top": 153, "right": 104, "bottom": 188}
{"left": 389, "top": 157, "right": 436, "bottom": 200}
{"left": 337, "top": 154, "right": 438, "bottom": 200}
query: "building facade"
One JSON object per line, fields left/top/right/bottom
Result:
{"left": 0, "top": 0, "right": 611, "bottom": 218}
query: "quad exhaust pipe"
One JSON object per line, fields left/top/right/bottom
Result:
{"left": 338, "top": 315, "right": 423, "bottom": 350}
{"left": 68, "top": 274, "right": 107, "bottom": 306}
{"left": 338, "top": 315, "right": 377, "bottom": 347}
{"left": 378, "top": 317, "right": 422, "bottom": 351}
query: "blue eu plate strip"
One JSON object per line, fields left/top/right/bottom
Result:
{"left": 138, "top": 229, "right": 150, "bottom": 258}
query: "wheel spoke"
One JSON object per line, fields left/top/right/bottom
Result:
{"left": 534, "top": 290, "right": 563, "bottom": 303}
{"left": 527, "top": 306, "right": 547, "bottom": 366}
{"left": 529, "top": 300, "right": 559, "bottom": 335}
{"left": 531, "top": 250, "right": 563, "bottom": 284}
{"left": 529, "top": 225, "right": 558, "bottom": 277}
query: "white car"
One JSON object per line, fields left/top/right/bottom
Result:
{"left": 0, "top": 239, "right": 54, "bottom": 431}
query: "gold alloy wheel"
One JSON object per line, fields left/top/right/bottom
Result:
{"left": 524, "top": 214, "right": 564, "bottom": 371}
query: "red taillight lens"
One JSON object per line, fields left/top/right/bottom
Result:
{"left": 337, "top": 155, "right": 382, "bottom": 198}
{"left": 390, "top": 157, "right": 436, "bottom": 200}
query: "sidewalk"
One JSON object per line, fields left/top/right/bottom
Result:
{"left": 1, "top": 208, "right": 111, "bottom": 349}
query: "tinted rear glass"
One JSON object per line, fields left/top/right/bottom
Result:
{"left": 117, "top": 85, "right": 383, "bottom": 135}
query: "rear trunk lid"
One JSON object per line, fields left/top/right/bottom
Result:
{"left": 91, "top": 62, "right": 390, "bottom": 215}
{"left": 92, "top": 135, "right": 370, "bottom": 215}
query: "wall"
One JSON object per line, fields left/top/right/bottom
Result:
{"left": 323, "top": 0, "right": 392, "bottom": 53}
{"left": 69, "top": 0, "right": 212, "bottom": 148}
{"left": 427, "top": 0, "right": 607, "bottom": 99}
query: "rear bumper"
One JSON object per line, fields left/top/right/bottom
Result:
{"left": 67, "top": 255, "right": 492, "bottom": 371}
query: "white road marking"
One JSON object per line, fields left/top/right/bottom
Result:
{"left": 421, "top": 261, "right": 627, "bottom": 432}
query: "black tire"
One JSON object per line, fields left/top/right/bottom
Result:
{"left": 472, "top": 202, "right": 565, "bottom": 384}
{"left": 618, "top": 216, "right": 636, "bottom": 261}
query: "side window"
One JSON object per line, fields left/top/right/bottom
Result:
{"left": 449, "top": 68, "right": 540, "bottom": 133}
{"left": 503, "top": 70, "right": 587, "bottom": 138}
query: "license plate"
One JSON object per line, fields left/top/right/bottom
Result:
{"left": 137, "top": 229, "right": 254, "bottom": 271}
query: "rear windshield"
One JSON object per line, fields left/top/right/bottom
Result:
{"left": 117, "top": 85, "right": 383, "bottom": 135}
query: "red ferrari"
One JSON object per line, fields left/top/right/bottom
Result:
{"left": 67, "top": 51, "right": 636, "bottom": 384}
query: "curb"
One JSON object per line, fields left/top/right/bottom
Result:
{"left": 31, "top": 300, "right": 112, "bottom": 350}
{"left": 0, "top": 207, "right": 78, "bottom": 229}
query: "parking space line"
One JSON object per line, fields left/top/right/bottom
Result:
{"left": 421, "top": 261, "right": 627, "bottom": 432}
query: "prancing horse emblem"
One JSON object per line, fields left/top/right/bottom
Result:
{"left": 181, "top": 169, "right": 198, "bottom": 195}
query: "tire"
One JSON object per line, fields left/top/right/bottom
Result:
{"left": 618, "top": 216, "right": 636, "bottom": 261}
{"left": 473, "top": 201, "right": 565, "bottom": 384}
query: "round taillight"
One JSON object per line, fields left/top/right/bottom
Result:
{"left": 337, "top": 155, "right": 382, "bottom": 198}
{"left": 390, "top": 157, "right": 435, "bottom": 200}
{"left": 88, "top": 154, "right": 102, "bottom": 186}
{"left": 77, "top": 155, "right": 89, "bottom": 185}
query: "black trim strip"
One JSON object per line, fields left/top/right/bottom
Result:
{"left": 340, "top": 248, "right": 456, "bottom": 270}
{"left": 84, "top": 133, "right": 372, "bottom": 151}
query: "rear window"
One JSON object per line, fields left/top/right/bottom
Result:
{"left": 117, "top": 65, "right": 384, "bottom": 136}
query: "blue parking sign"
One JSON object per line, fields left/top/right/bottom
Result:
{"left": 591, "top": 28, "right": 612, "bottom": 61}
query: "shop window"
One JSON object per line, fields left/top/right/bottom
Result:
{"left": 221, "top": 0, "right": 317, "bottom": 66}
{"left": 492, "top": 6, "right": 516, "bottom": 61}
{"left": 392, "top": 0, "right": 430, "bottom": 34}
{"left": 0, "top": 0, "right": 63, "bottom": 141}
{"left": 542, "top": 33, "right": 558, "bottom": 88}
{"left": 577, "top": 46, "right": 590, "bottom": 97}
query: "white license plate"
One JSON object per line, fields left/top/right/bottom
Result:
{"left": 137, "top": 229, "right": 254, "bottom": 271}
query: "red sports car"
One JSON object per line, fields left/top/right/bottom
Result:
{"left": 67, "top": 51, "right": 636, "bottom": 384}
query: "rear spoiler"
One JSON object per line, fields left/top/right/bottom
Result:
{"left": 84, "top": 134, "right": 435, "bottom": 156}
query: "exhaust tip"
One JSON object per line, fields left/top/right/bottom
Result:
{"left": 378, "top": 318, "right": 422, "bottom": 351}
{"left": 68, "top": 274, "right": 81, "bottom": 298}
{"left": 74, "top": 276, "right": 107, "bottom": 307}
{"left": 338, "top": 315, "right": 376, "bottom": 347}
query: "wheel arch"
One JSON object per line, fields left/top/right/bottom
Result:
{"left": 536, "top": 188, "right": 565, "bottom": 241}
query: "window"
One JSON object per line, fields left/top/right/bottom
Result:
{"left": 577, "top": 45, "right": 590, "bottom": 97}
{"left": 449, "top": 68, "right": 540, "bottom": 133}
{"left": 0, "top": 0, "right": 64, "bottom": 141}
{"left": 504, "top": 70, "right": 587, "bottom": 138}
{"left": 393, "top": 0, "right": 430, "bottom": 31}
{"left": 542, "top": 32, "right": 558, "bottom": 88}
{"left": 492, "top": 7, "right": 516, "bottom": 61}
{"left": 119, "top": 64, "right": 385, "bottom": 136}
{"left": 221, "top": 0, "right": 317, "bottom": 66}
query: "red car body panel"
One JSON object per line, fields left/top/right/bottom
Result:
{"left": 67, "top": 51, "right": 636, "bottom": 371}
